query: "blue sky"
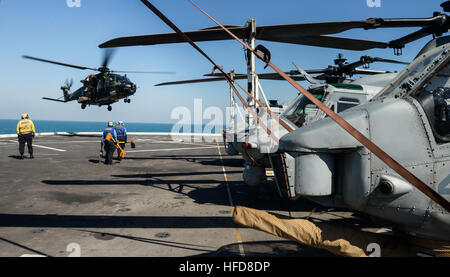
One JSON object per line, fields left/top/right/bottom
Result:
{"left": 0, "top": 0, "right": 446, "bottom": 123}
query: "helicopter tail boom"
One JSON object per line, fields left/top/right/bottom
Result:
{"left": 42, "top": 97, "right": 68, "bottom": 103}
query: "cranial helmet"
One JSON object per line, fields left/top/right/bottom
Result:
{"left": 118, "top": 121, "right": 124, "bottom": 126}
{"left": 21, "top": 113, "right": 29, "bottom": 119}
{"left": 107, "top": 121, "right": 114, "bottom": 127}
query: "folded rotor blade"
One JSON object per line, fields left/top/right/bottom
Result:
{"left": 99, "top": 22, "right": 389, "bottom": 51}
{"left": 292, "top": 62, "right": 320, "bottom": 84}
{"left": 388, "top": 28, "right": 434, "bottom": 49}
{"left": 264, "top": 35, "right": 389, "bottom": 51}
{"left": 155, "top": 77, "right": 243, "bottom": 86}
{"left": 371, "top": 57, "right": 410, "bottom": 65}
{"left": 155, "top": 74, "right": 307, "bottom": 86}
{"left": 353, "top": 68, "right": 392, "bottom": 75}
{"left": 99, "top": 27, "right": 247, "bottom": 48}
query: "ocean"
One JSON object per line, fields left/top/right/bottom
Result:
{"left": 0, "top": 119, "right": 222, "bottom": 135}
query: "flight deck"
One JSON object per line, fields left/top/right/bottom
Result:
{"left": 0, "top": 134, "right": 382, "bottom": 257}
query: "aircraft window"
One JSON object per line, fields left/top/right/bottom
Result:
{"left": 337, "top": 98, "right": 360, "bottom": 113}
{"left": 375, "top": 48, "right": 448, "bottom": 99}
{"left": 414, "top": 61, "right": 450, "bottom": 143}
{"left": 282, "top": 87, "right": 326, "bottom": 127}
{"left": 98, "top": 79, "right": 106, "bottom": 94}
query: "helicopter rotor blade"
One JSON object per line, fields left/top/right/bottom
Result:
{"left": 155, "top": 73, "right": 307, "bottom": 86}
{"left": 155, "top": 77, "right": 241, "bottom": 86}
{"left": 353, "top": 68, "right": 392, "bottom": 75}
{"left": 292, "top": 62, "right": 320, "bottom": 84}
{"left": 110, "top": 70, "right": 175, "bottom": 74}
{"left": 369, "top": 57, "right": 410, "bottom": 65}
{"left": 22, "top": 55, "right": 98, "bottom": 71}
{"left": 99, "top": 1, "right": 450, "bottom": 52}
{"left": 102, "top": 48, "right": 116, "bottom": 69}
{"left": 100, "top": 31, "right": 389, "bottom": 51}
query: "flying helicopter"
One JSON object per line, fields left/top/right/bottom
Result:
{"left": 23, "top": 50, "right": 173, "bottom": 111}
{"left": 100, "top": 0, "right": 450, "bottom": 250}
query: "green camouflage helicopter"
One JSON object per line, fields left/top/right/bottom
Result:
{"left": 23, "top": 50, "right": 173, "bottom": 111}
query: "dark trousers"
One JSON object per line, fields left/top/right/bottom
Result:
{"left": 103, "top": 140, "right": 115, "bottom": 164}
{"left": 18, "top": 133, "right": 33, "bottom": 155}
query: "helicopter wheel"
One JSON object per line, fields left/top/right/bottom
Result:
{"left": 127, "top": 99, "right": 131, "bottom": 103}
{"left": 107, "top": 106, "right": 112, "bottom": 111}
{"left": 81, "top": 104, "right": 87, "bottom": 109}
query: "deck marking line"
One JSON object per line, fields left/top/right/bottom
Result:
{"left": 127, "top": 146, "right": 217, "bottom": 153}
{"left": 7, "top": 140, "right": 66, "bottom": 152}
{"left": 216, "top": 142, "right": 245, "bottom": 257}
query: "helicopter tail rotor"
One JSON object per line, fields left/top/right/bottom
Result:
{"left": 61, "top": 79, "right": 73, "bottom": 101}
{"left": 64, "top": 78, "right": 73, "bottom": 90}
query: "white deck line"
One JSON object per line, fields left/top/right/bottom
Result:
{"left": 0, "top": 132, "right": 222, "bottom": 139}
{"left": 127, "top": 146, "right": 217, "bottom": 153}
{"left": 7, "top": 140, "right": 66, "bottom": 152}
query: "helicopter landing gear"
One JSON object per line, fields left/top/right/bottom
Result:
{"left": 124, "top": 98, "right": 131, "bottom": 103}
{"left": 107, "top": 105, "right": 112, "bottom": 111}
{"left": 81, "top": 103, "right": 87, "bottom": 109}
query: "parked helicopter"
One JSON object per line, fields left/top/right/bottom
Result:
{"left": 23, "top": 50, "right": 173, "bottom": 111}
{"left": 155, "top": 54, "right": 408, "bottom": 188}
{"left": 100, "top": 0, "right": 450, "bottom": 246}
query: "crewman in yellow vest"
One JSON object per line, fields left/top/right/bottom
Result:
{"left": 16, "top": 113, "right": 36, "bottom": 159}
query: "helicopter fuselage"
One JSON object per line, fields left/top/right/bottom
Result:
{"left": 63, "top": 72, "right": 137, "bottom": 110}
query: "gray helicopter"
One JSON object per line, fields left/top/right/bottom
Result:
{"left": 154, "top": 54, "right": 408, "bottom": 190}
{"left": 100, "top": 0, "right": 450, "bottom": 243}
{"left": 279, "top": 36, "right": 450, "bottom": 241}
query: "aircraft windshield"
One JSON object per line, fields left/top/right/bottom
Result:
{"left": 282, "top": 87, "right": 325, "bottom": 127}
{"left": 414, "top": 59, "right": 450, "bottom": 143}
{"left": 375, "top": 46, "right": 450, "bottom": 99}
{"left": 116, "top": 75, "right": 130, "bottom": 83}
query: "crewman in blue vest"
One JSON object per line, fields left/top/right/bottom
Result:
{"left": 101, "top": 121, "right": 118, "bottom": 165}
{"left": 115, "top": 121, "right": 128, "bottom": 161}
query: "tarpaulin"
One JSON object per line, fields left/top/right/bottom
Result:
{"left": 232, "top": 206, "right": 450, "bottom": 257}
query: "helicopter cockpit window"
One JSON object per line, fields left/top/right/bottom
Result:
{"left": 282, "top": 87, "right": 325, "bottom": 127}
{"left": 413, "top": 60, "right": 450, "bottom": 143}
{"left": 97, "top": 79, "right": 106, "bottom": 95}
{"left": 375, "top": 48, "right": 448, "bottom": 99}
{"left": 337, "top": 97, "right": 360, "bottom": 113}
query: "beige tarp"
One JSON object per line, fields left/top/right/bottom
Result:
{"left": 232, "top": 206, "right": 450, "bottom": 257}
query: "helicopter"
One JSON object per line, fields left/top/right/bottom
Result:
{"left": 155, "top": 53, "right": 409, "bottom": 188}
{"left": 23, "top": 50, "right": 173, "bottom": 111}
{"left": 100, "top": 0, "right": 450, "bottom": 248}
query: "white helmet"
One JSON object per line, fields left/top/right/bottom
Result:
{"left": 118, "top": 121, "right": 124, "bottom": 126}
{"left": 107, "top": 121, "right": 114, "bottom": 127}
